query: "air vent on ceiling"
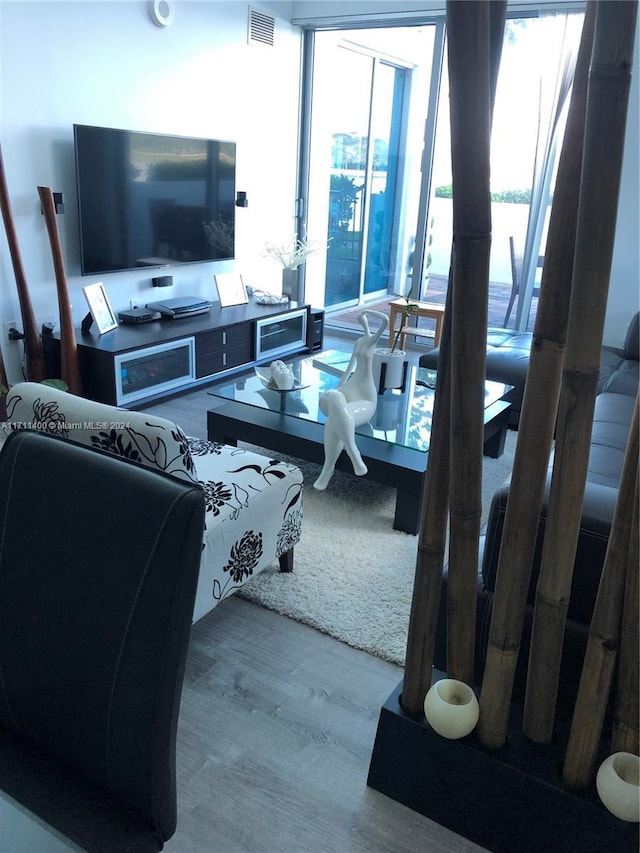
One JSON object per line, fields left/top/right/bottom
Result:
{"left": 248, "top": 7, "right": 275, "bottom": 47}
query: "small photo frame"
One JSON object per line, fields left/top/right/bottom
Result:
{"left": 83, "top": 282, "right": 118, "bottom": 334}
{"left": 214, "top": 272, "right": 248, "bottom": 308}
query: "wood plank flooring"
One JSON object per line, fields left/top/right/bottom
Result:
{"left": 168, "top": 597, "right": 486, "bottom": 852}
{"left": 143, "top": 359, "right": 488, "bottom": 853}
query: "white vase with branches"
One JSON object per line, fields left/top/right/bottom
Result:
{"left": 264, "top": 236, "right": 326, "bottom": 301}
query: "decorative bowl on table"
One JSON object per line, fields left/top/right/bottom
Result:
{"left": 253, "top": 291, "right": 290, "bottom": 306}
{"left": 254, "top": 366, "right": 308, "bottom": 392}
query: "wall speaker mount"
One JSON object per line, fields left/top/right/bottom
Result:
{"left": 150, "top": 0, "right": 174, "bottom": 28}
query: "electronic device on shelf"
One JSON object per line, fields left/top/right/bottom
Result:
{"left": 145, "top": 296, "right": 211, "bottom": 319}
{"left": 118, "top": 308, "right": 162, "bottom": 325}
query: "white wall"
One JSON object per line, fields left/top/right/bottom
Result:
{"left": 0, "top": 0, "right": 300, "bottom": 381}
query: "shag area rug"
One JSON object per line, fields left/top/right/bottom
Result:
{"left": 239, "top": 432, "right": 517, "bottom": 666}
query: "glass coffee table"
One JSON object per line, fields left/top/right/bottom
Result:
{"left": 207, "top": 350, "right": 512, "bottom": 534}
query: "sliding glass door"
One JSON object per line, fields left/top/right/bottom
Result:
{"left": 362, "top": 60, "right": 406, "bottom": 298}
{"left": 324, "top": 45, "right": 377, "bottom": 307}
{"left": 427, "top": 11, "right": 584, "bottom": 330}
{"left": 302, "top": 10, "right": 584, "bottom": 333}
{"left": 304, "top": 27, "right": 440, "bottom": 313}
{"left": 319, "top": 45, "right": 408, "bottom": 308}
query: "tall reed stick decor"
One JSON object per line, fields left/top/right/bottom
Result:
{"left": 523, "top": 0, "right": 638, "bottom": 744}
{"left": 0, "top": 144, "right": 46, "bottom": 383}
{"left": 0, "top": 351, "right": 7, "bottom": 421}
{"left": 562, "top": 394, "right": 639, "bottom": 787}
{"left": 476, "top": 2, "right": 596, "bottom": 749}
{"left": 37, "top": 186, "right": 83, "bottom": 396}
{"left": 401, "top": 0, "right": 506, "bottom": 714}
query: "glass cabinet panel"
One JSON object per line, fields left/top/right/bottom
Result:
{"left": 256, "top": 309, "right": 307, "bottom": 361}
{"left": 115, "top": 338, "right": 195, "bottom": 405}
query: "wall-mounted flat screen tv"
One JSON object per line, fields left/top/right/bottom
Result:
{"left": 74, "top": 124, "right": 236, "bottom": 275}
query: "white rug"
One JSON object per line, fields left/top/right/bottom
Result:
{"left": 239, "top": 432, "right": 517, "bottom": 666}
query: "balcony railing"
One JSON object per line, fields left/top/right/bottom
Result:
{"left": 326, "top": 273, "right": 539, "bottom": 341}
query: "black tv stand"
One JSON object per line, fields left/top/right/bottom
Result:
{"left": 42, "top": 300, "right": 323, "bottom": 408}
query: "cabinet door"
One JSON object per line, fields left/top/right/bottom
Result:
{"left": 195, "top": 321, "right": 253, "bottom": 378}
{"left": 256, "top": 309, "right": 307, "bottom": 360}
{"left": 116, "top": 338, "right": 195, "bottom": 405}
{"left": 195, "top": 342, "right": 252, "bottom": 379}
{"left": 196, "top": 323, "right": 252, "bottom": 356}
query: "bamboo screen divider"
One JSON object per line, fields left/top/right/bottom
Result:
{"left": 476, "top": 2, "right": 596, "bottom": 749}
{"left": 402, "top": 0, "right": 506, "bottom": 714}
{"left": 522, "top": 0, "right": 638, "bottom": 746}
{"left": 402, "top": 0, "right": 638, "bottom": 785}
{"left": 563, "top": 395, "right": 639, "bottom": 786}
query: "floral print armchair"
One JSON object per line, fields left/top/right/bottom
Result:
{"left": 4, "top": 383, "right": 303, "bottom": 623}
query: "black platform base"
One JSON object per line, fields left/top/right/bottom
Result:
{"left": 367, "top": 680, "right": 637, "bottom": 853}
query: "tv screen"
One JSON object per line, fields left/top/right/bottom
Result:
{"left": 74, "top": 124, "right": 236, "bottom": 275}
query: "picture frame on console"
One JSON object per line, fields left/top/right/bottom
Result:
{"left": 82, "top": 282, "right": 118, "bottom": 335}
{"left": 214, "top": 273, "right": 248, "bottom": 308}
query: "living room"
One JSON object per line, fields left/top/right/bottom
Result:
{"left": 0, "top": 1, "right": 638, "bottom": 851}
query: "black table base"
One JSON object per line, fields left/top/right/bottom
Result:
{"left": 207, "top": 397, "right": 510, "bottom": 535}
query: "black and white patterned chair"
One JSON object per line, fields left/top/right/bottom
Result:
{"left": 5, "top": 382, "right": 303, "bottom": 623}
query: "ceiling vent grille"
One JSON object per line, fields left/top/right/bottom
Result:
{"left": 248, "top": 7, "right": 275, "bottom": 47}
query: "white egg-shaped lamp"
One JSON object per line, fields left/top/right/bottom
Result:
{"left": 424, "top": 679, "right": 479, "bottom": 739}
{"left": 596, "top": 752, "right": 640, "bottom": 822}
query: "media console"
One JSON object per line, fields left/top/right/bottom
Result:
{"left": 42, "top": 301, "right": 324, "bottom": 407}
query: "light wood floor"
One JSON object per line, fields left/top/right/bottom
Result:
{"left": 168, "top": 597, "right": 486, "bottom": 852}
{"left": 143, "top": 346, "right": 487, "bottom": 853}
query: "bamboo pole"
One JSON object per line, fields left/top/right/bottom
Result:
{"left": 401, "top": 0, "right": 506, "bottom": 714}
{"left": 401, "top": 282, "right": 452, "bottom": 714}
{"left": 611, "top": 474, "right": 639, "bottom": 756}
{"left": 523, "top": 0, "right": 638, "bottom": 744}
{"left": 562, "top": 394, "right": 639, "bottom": 787}
{"left": 37, "top": 186, "right": 83, "bottom": 396}
{"left": 476, "top": 3, "right": 596, "bottom": 749}
{"left": 0, "top": 144, "right": 46, "bottom": 382}
{"left": 445, "top": 0, "right": 495, "bottom": 685}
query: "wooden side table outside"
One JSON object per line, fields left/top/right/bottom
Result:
{"left": 388, "top": 298, "right": 445, "bottom": 350}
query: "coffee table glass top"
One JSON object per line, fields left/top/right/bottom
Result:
{"left": 209, "top": 350, "right": 511, "bottom": 454}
